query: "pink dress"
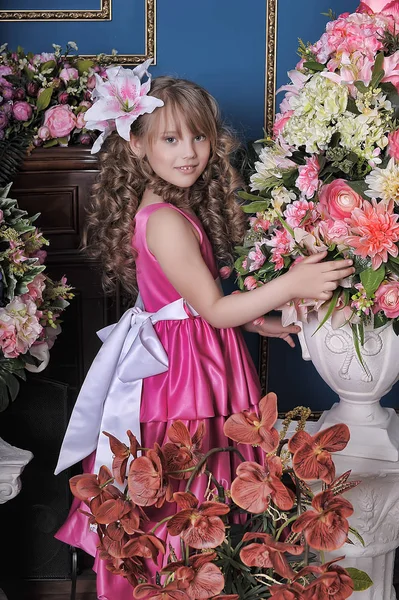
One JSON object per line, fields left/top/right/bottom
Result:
{"left": 56, "top": 203, "right": 262, "bottom": 600}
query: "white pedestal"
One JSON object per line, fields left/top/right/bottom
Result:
{"left": 326, "top": 453, "right": 399, "bottom": 600}
{"left": 284, "top": 420, "right": 399, "bottom": 600}
{"left": 0, "top": 436, "right": 33, "bottom": 504}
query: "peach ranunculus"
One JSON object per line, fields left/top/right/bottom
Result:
{"left": 167, "top": 491, "right": 229, "bottom": 549}
{"left": 346, "top": 199, "right": 399, "bottom": 270}
{"left": 318, "top": 179, "right": 363, "bottom": 221}
{"left": 162, "top": 553, "right": 225, "bottom": 599}
{"left": 162, "top": 421, "right": 205, "bottom": 480}
{"left": 240, "top": 532, "right": 304, "bottom": 579}
{"left": 230, "top": 456, "right": 295, "bottom": 514}
{"left": 388, "top": 129, "right": 399, "bottom": 161}
{"left": 374, "top": 281, "right": 399, "bottom": 318}
{"left": 128, "top": 445, "right": 173, "bottom": 507}
{"left": 291, "top": 490, "right": 354, "bottom": 552}
{"left": 43, "top": 104, "right": 77, "bottom": 138}
{"left": 223, "top": 392, "right": 279, "bottom": 453}
{"left": 288, "top": 424, "right": 350, "bottom": 484}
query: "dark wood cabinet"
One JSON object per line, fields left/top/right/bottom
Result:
{"left": 12, "top": 147, "right": 123, "bottom": 400}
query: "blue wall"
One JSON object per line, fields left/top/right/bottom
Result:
{"left": 2, "top": 0, "right": 397, "bottom": 412}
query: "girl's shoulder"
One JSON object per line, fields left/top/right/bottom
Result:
{"left": 135, "top": 202, "right": 204, "bottom": 243}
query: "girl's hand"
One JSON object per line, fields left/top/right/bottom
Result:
{"left": 286, "top": 252, "right": 354, "bottom": 302}
{"left": 244, "top": 316, "right": 301, "bottom": 348}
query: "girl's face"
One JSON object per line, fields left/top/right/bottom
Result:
{"left": 131, "top": 107, "right": 211, "bottom": 188}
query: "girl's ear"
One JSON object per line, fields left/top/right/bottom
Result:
{"left": 129, "top": 134, "right": 144, "bottom": 158}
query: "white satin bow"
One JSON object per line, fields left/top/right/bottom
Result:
{"left": 54, "top": 297, "right": 197, "bottom": 476}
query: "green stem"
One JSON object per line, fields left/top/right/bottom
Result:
{"left": 275, "top": 515, "right": 299, "bottom": 542}
{"left": 166, "top": 466, "right": 196, "bottom": 476}
{"left": 149, "top": 515, "right": 174, "bottom": 535}
{"left": 185, "top": 446, "right": 246, "bottom": 493}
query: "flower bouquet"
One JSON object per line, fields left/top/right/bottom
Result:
{"left": 0, "top": 183, "right": 73, "bottom": 411}
{"left": 70, "top": 393, "right": 372, "bottom": 599}
{"left": 235, "top": 0, "right": 399, "bottom": 345}
{"left": 0, "top": 42, "right": 119, "bottom": 185}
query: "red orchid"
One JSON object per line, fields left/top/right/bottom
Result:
{"left": 288, "top": 424, "right": 350, "bottom": 484}
{"left": 223, "top": 392, "right": 280, "bottom": 452}
{"left": 240, "top": 532, "right": 304, "bottom": 579}
{"left": 166, "top": 491, "right": 229, "bottom": 549}
{"left": 103, "top": 429, "right": 138, "bottom": 485}
{"left": 105, "top": 555, "right": 147, "bottom": 588}
{"left": 162, "top": 552, "right": 225, "bottom": 599}
{"left": 292, "top": 490, "right": 353, "bottom": 551}
{"left": 298, "top": 557, "right": 354, "bottom": 600}
{"left": 269, "top": 581, "right": 307, "bottom": 600}
{"left": 163, "top": 421, "right": 206, "bottom": 480}
{"left": 123, "top": 533, "right": 166, "bottom": 564}
{"left": 230, "top": 456, "right": 295, "bottom": 513}
{"left": 70, "top": 465, "right": 115, "bottom": 502}
{"left": 128, "top": 444, "right": 173, "bottom": 507}
{"left": 134, "top": 582, "right": 190, "bottom": 600}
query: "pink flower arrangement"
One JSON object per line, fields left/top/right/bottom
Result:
{"left": 0, "top": 183, "right": 73, "bottom": 411}
{"left": 0, "top": 42, "right": 120, "bottom": 172}
{"left": 236, "top": 0, "right": 399, "bottom": 337}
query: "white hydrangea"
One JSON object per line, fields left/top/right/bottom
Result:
{"left": 250, "top": 145, "right": 295, "bottom": 192}
{"left": 283, "top": 73, "right": 348, "bottom": 153}
{"left": 336, "top": 90, "right": 392, "bottom": 162}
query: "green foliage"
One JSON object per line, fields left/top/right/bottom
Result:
{"left": 346, "top": 568, "right": 373, "bottom": 591}
{"left": 0, "top": 132, "right": 32, "bottom": 187}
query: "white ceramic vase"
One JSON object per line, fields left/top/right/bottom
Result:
{"left": 298, "top": 316, "right": 399, "bottom": 461}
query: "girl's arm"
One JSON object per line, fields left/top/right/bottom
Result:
{"left": 146, "top": 208, "right": 354, "bottom": 329}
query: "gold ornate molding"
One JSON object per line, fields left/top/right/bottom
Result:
{"left": 264, "top": 0, "right": 277, "bottom": 135}
{"left": 0, "top": 0, "right": 111, "bottom": 21}
{"left": 260, "top": 0, "right": 277, "bottom": 394}
{"left": 0, "top": 0, "right": 156, "bottom": 66}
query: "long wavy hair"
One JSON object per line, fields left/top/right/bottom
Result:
{"left": 85, "top": 76, "right": 247, "bottom": 295}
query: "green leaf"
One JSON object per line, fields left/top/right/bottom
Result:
{"left": 303, "top": 61, "right": 326, "bottom": 71}
{"left": 313, "top": 289, "right": 340, "bottom": 335}
{"left": 370, "top": 52, "right": 385, "bottom": 89}
{"left": 43, "top": 139, "right": 59, "bottom": 148}
{"left": 354, "top": 80, "right": 369, "bottom": 94}
{"left": 76, "top": 59, "right": 94, "bottom": 75}
{"left": 345, "top": 180, "right": 369, "bottom": 199}
{"left": 346, "top": 568, "right": 373, "bottom": 592}
{"left": 40, "top": 59, "right": 56, "bottom": 73}
{"left": 393, "top": 320, "right": 399, "bottom": 336}
{"left": 360, "top": 264, "right": 385, "bottom": 297}
{"left": 23, "top": 65, "right": 35, "bottom": 81}
{"left": 348, "top": 526, "right": 365, "bottom": 547}
{"left": 240, "top": 200, "right": 270, "bottom": 213}
{"left": 277, "top": 214, "right": 295, "bottom": 238}
{"left": 36, "top": 87, "right": 53, "bottom": 112}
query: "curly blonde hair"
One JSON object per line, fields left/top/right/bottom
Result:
{"left": 85, "top": 76, "right": 246, "bottom": 295}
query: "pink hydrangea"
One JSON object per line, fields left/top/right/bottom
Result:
{"left": 296, "top": 156, "right": 320, "bottom": 199}
{"left": 0, "top": 298, "right": 42, "bottom": 358}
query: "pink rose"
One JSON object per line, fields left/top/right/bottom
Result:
{"left": 37, "top": 126, "right": 50, "bottom": 141}
{"left": 244, "top": 276, "right": 258, "bottom": 290}
{"left": 43, "top": 105, "right": 77, "bottom": 138}
{"left": 219, "top": 266, "right": 232, "bottom": 280}
{"left": 374, "top": 282, "right": 399, "bottom": 318}
{"left": 319, "top": 180, "right": 363, "bottom": 221}
{"left": 388, "top": 129, "right": 399, "bottom": 161}
{"left": 12, "top": 101, "right": 32, "bottom": 122}
{"left": 58, "top": 91, "right": 69, "bottom": 104}
{"left": 59, "top": 67, "right": 79, "bottom": 83}
{"left": 321, "top": 219, "right": 350, "bottom": 243}
{"left": 76, "top": 112, "right": 86, "bottom": 129}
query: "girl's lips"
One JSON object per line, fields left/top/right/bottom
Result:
{"left": 175, "top": 165, "right": 198, "bottom": 172}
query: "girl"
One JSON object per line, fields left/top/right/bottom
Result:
{"left": 55, "top": 67, "right": 354, "bottom": 600}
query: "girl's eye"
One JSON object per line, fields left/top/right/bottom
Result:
{"left": 195, "top": 134, "right": 206, "bottom": 142}
{"left": 165, "top": 137, "right": 176, "bottom": 143}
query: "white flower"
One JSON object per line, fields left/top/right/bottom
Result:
{"left": 67, "top": 41, "right": 78, "bottom": 51}
{"left": 250, "top": 145, "right": 295, "bottom": 192}
{"left": 365, "top": 158, "right": 399, "bottom": 204}
{"left": 270, "top": 186, "right": 296, "bottom": 214}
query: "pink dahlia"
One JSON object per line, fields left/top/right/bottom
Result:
{"left": 346, "top": 199, "right": 399, "bottom": 269}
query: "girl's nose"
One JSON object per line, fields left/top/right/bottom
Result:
{"left": 182, "top": 141, "right": 197, "bottom": 159}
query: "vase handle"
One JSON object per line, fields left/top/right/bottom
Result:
{"left": 297, "top": 323, "right": 311, "bottom": 361}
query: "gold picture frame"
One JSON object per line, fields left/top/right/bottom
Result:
{"left": 0, "top": 0, "right": 156, "bottom": 67}
{"left": 0, "top": 0, "right": 111, "bottom": 21}
{"left": 259, "top": 0, "right": 277, "bottom": 394}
